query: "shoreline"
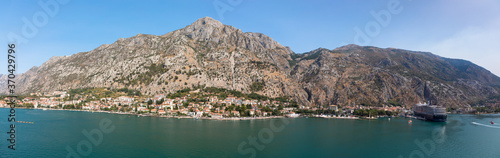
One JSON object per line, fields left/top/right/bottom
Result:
{"left": 1, "top": 107, "right": 362, "bottom": 120}
{"left": 1, "top": 107, "right": 289, "bottom": 120}
{"left": 4, "top": 107, "right": 497, "bottom": 121}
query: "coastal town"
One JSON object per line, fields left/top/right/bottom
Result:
{"left": 0, "top": 87, "right": 413, "bottom": 119}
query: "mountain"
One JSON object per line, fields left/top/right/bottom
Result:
{"left": 3, "top": 17, "right": 309, "bottom": 105}
{"left": 2, "top": 17, "right": 499, "bottom": 108}
{"left": 291, "top": 45, "right": 500, "bottom": 108}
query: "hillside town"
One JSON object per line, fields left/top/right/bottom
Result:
{"left": 1, "top": 88, "right": 412, "bottom": 119}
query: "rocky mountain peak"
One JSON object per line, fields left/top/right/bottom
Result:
{"left": 165, "top": 17, "right": 289, "bottom": 54}
{"left": 178, "top": 17, "right": 229, "bottom": 40}
{"left": 190, "top": 17, "right": 224, "bottom": 29}
{"left": 334, "top": 44, "right": 363, "bottom": 51}
{"left": 310, "top": 48, "right": 330, "bottom": 53}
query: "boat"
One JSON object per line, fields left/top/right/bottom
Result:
{"left": 413, "top": 102, "right": 447, "bottom": 122}
{"left": 491, "top": 121, "right": 494, "bottom": 125}
{"left": 286, "top": 113, "right": 300, "bottom": 118}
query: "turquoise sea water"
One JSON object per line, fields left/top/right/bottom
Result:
{"left": 1, "top": 108, "right": 500, "bottom": 158}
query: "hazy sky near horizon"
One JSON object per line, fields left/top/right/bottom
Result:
{"left": 1, "top": 0, "right": 499, "bottom": 76}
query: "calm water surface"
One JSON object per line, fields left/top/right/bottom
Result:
{"left": 1, "top": 108, "right": 499, "bottom": 158}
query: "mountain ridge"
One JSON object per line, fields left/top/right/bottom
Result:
{"left": 1, "top": 17, "right": 499, "bottom": 108}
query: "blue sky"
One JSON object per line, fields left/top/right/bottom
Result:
{"left": 1, "top": 0, "right": 499, "bottom": 76}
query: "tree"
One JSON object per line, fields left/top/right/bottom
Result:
{"left": 261, "top": 106, "right": 272, "bottom": 112}
{"left": 76, "top": 102, "right": 84, "bottom": 109}
{"left": 119, "top": 107, "right": 127, "bottom": 112}
{"left": 272, "top": 110, "right": 280, "bottom": 116}
{"left": 249, "top": 81, "right": 265, "bottom": 92}
{"left": 24, "top": 103, "right": 34, "bottom": 108}
{"left": 156, "top": 98, "right": 164, "bottom": 105}
{"left": 147, "top": 99, "right": 153, "bottom": 105}
{"left": 289, "top": 100, "right": 299, "bottom": 108}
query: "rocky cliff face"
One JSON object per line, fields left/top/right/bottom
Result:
{"left": 291, "top": 45, "right": 500, "bottom": 108}
{"left": 2, "top": 17, "right": 309, "bottom": 105}
{"left": 2, "top": 17, "right": 499, "bottom": 108}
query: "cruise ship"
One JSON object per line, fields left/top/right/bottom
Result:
{"left": 413, "top": 103, "right": 447, "bottom": 122}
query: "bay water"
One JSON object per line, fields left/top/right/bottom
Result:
{"left": 1, "top": 108, "right": 499, "bottom": 158}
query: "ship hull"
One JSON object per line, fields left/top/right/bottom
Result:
{"left": 414, "top": 112, "right": 447, "bottom": 122}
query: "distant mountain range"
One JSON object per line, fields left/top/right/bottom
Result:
{"left": 2, "top": 17, "right": 499, "bottom": 108}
